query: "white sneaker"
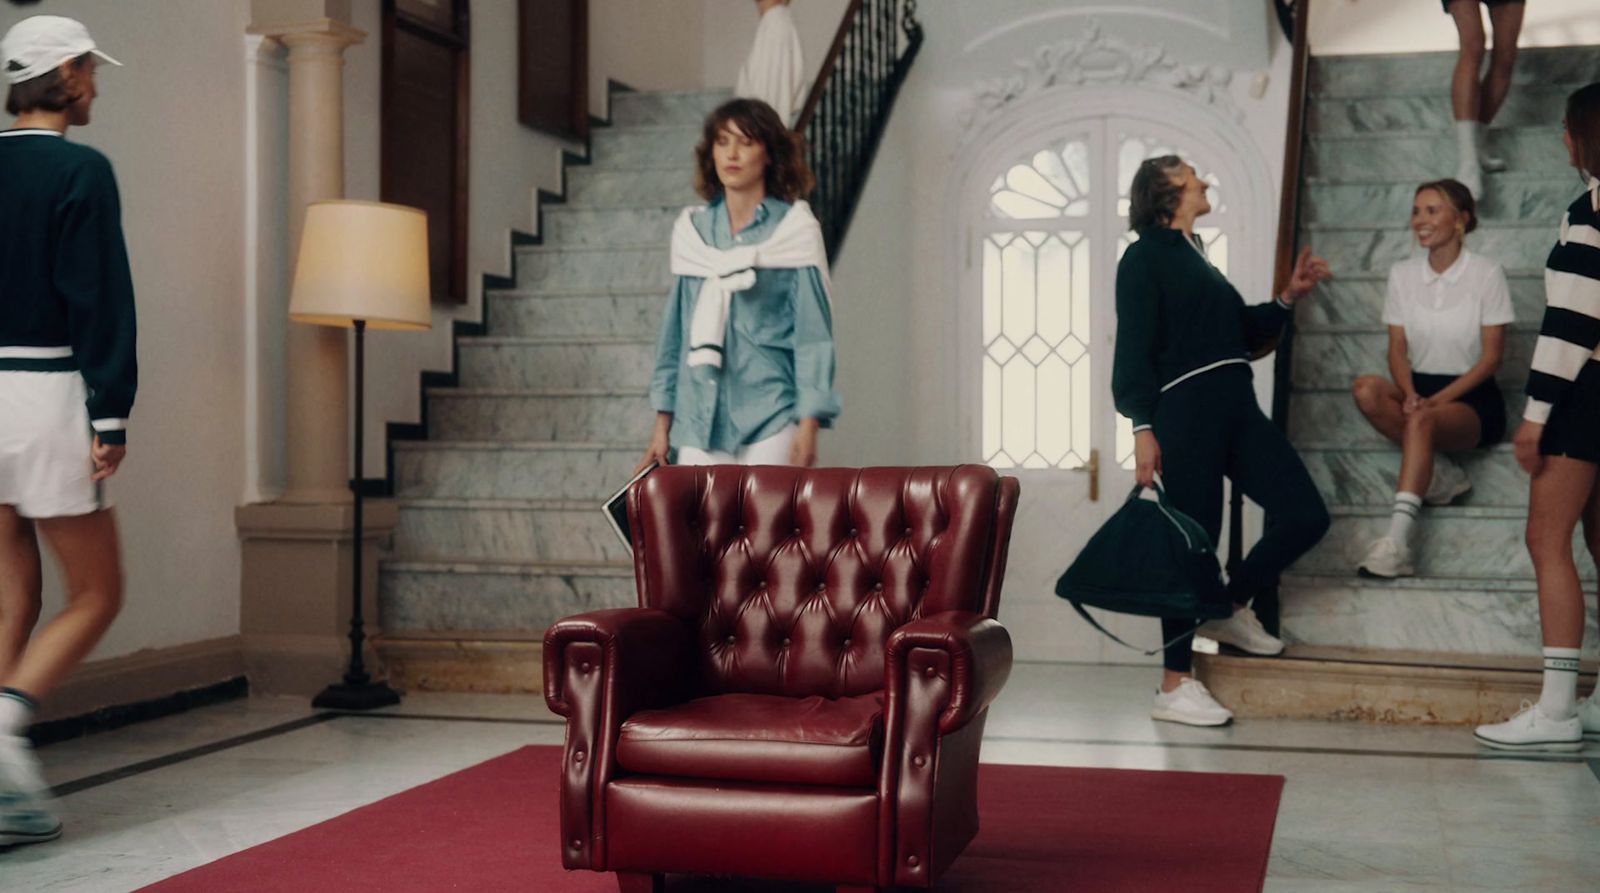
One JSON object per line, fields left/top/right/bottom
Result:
{"left": 1424, "top": 455, "right": 1472, "bottom": 506}
{"left": 0, "top": 734, "right": 59, "bottom": 847}
{"left": 1152, "top": 678, "right": 1234, "bottom": 727}
{"left": 1473, "top": 702, "right": 1584, "bottom": 753}
{"left": 1196, "top": 605, "right": 1284, "bottom": 656}
{"left": 1578, "top": 696, "right": 1600, "bottom": 740}
{"left": 1455, "top": 163, "right": 1483, "bottom": 201}
{"left": 1358, "top": 536, "right": 1414, "bottom": 579}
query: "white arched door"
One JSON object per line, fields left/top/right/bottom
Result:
{"left": 957, "top": 101, "right": 1269, "bottom": 665}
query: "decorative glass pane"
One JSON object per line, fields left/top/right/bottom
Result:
{"left": 989, "top": 139, "right": 1091, "bottom": 220}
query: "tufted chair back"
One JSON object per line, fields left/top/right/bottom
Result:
{"left": 627, "top": 464, "right": 1014, "bottom": 700}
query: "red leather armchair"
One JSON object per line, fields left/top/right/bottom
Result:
{"left": 544, "top": 465, "right": 1019, "bottom": 893}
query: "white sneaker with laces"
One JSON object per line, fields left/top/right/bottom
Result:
{"left": 1358, "top": 535, "right": 1414, "bottom": 579}
{"left": 1578, "top": 696, "right": 1600, "bottom": 740}
{"left": 1455, "top": 163, "right": 1483, "bottom": 203}
{"left": 1424, "top": 455, "right": 1472, "bottom": 506}
{"left": 1473, "top": 702, "right": 1584, "bottom": 752}
{"left": 1196, "top": 605, "right": 1284, "bottom": 656}
{"left": 0, "top": 734, "right": 60, "bottom": 848}
{"left": 1152, "top": 678, "right": 1234, "bottom": 727}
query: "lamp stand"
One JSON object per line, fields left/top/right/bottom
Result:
{"left": 313, "top": 318, "right": 401, "bottom": 711}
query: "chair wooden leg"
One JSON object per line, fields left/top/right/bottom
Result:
{"left": 615, "top": 872, "right": 665, "bottom": 893}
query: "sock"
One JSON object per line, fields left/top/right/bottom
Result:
{"left": 0, "top": 688, "right": 37, "bottom": 736}
{"left": 1456, "top": 120, "right": 1480, "bottom": 171}
{"left": 1537, "top": 647, "right": 1581, "bottom": 720}
{"left": 1386, "top": 492, "right": 1422, "bottom": 546}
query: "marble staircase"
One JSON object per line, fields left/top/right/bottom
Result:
{"left": 1201, "top": 47, "right": 1600, "bottom": 722}
{"left": 375, "top": 88, "right": 730, "bottom": 692}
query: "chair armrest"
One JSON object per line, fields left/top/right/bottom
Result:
{"left": 543, "top": 607, "right": 694, "bottom": 717}
{"left": 886, "top": 611, "right": 1012, "bottom": 734}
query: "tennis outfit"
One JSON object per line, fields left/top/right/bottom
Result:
{"left": 0, "top": 129, "right": 137, "bottom": 518}
{"left": 734, "top": 4, "right": 806, "bottom": 126}
{"left": 1526, "top": 179, "right": 1600, "bottom": 463}
{"left": 1382, "top": 248, "right": 1514, "bottom": 446}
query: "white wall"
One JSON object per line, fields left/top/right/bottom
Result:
{"left": 1312, "top": 0, "right": 1600, "bottom": 55}
{"left": 589, "top": 0, "right": 707, "bottom": 115}
{"left": 0, "top": 0, "right": 251, "bottom": 660}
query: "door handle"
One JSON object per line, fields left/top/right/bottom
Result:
{"left": 1076, "top": 448, "right": 1100, "bottom": 502}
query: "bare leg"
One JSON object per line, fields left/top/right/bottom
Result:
{"left": 0, "top": 510, "right": 123, "bottom": 700}
{"left": 1480, "top": 0, "right": 1525, "bottom": 124}
{"left": 1448, "top": 0, "right": 1487, "bottom": 122}
{"left": 1397, "top": 403, "right": 1481, "bottom": 495}
{"left": 1527, "top": 458, "right": 1595, "bottom": 650}
{"left": 1352, "top": 375, "right": 1407, "bottom": 444}
{"left": 1580, "top": 470, "right": 1600, "bottom": 636}
{"left": 0, "top": 507, "right": 42, "bottom": 681}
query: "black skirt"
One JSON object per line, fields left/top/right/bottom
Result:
{"left": 1440, "top": 0, "right": 1526, "bottom": 11}
{"left": 1412, "top": 372, "right": 1507, "bottom": 447}
{"left": 1539, "top": 360, "right": 1600, "bottom": 464}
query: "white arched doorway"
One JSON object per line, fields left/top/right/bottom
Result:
{"left": 949, "top": 84, "right": 1277, "bottom": 664}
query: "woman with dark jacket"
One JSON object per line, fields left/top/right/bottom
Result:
{"left": 1113, "top": 155, "right": 1332, "bottom": 727}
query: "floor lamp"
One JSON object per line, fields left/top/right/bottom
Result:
{"left": 288, "top": 200, "right": 432, "bottom": 710}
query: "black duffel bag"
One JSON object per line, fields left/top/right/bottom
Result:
{"left": 1054, "top": 480, "right": 1230, "bottom": 654}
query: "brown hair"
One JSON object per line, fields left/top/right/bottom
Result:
{"left": 1127, "top": 155, "right": 1186, "bottom": 230}
{"left": 1566, "top": 82, "right": 1600, "bottom": 179}
{"left": 4, "top": 53, "right": 90, "bottom": 117}
{"left": 693, "top": 98, "right": 814, "bottom": 202}
{"left": 1414, "top": 179, "right": 1478, "bottom": 234}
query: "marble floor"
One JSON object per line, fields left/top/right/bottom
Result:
{"left": 1, "top": 663, "right": 1597, "bottom": 892}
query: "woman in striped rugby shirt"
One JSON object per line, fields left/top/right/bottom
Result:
{"left": 1475, "top": 83, "right": 1600, "bottom": 752}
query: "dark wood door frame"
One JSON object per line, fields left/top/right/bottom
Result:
{"left": 517, "top": 0, "right": 588, "bottom": 141}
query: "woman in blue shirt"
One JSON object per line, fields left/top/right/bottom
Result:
{"left": 637, "top": 98, "right": 839, "bottom": 470}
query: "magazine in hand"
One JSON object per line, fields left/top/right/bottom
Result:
{"left": 602, "top": 461, "right": 659, "bottom": 556}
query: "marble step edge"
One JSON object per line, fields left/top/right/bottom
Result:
{"left": 381, "top": 557, "right": 633, "bottom": 577}
{"left": 1302, "top": 172, "right": 1570, "bottom": 187}
{"left": 397, "top": 497, "right": 600, "bottom": 511}
{"left": 539, "top": 203, "right": 680, "bottom": 218}
{"left": 591, "top": 122, "right": 704, "bottom": 137}
{"left": 1293, "top": 321, "right": 1540, "bottom": 335}
{"left": 1302, "top": 219, "right": 1554, "bottom": 234}
{"left": 1293, "top": 440, "right": 1515, "bottom": 456}
{"left": 1281, "top": 572, "right": 1534, "bottom": 593}
{"left": 566, "top": 161, "right": 697, "bottom": 175}
{"left": 1309, "top": 125, "right": 1575, "bottom": 142}
{"left": 457, "top": 334, "right": 654, "bottom": 346}
{"left": 516, "top": 240, "right": 671, "bottom": 256}
{"left": 392, "top": 439, "right": 636, "bottom": 452}
{"left": 485, "top": 286, "right": 666, "bottom": 300}
{"left": 426, "top": 386, "right": 648, "bottom": 398}
{"left": 1323, "top": 502, "right": 1525, "bottom": 520}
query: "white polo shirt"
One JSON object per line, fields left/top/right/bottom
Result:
{"left": 1382, "top": 248, "right": 1514, "bottom": 375}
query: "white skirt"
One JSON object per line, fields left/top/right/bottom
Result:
{"left": 0, "top": 371, "right": 103, "bottom": 518}
{"left": 676, "top": 424, "right": 798, "bottom": 466}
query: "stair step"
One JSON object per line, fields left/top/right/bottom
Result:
{"left": 1301, "top": 176, "right": 1578, "bottom": 227}
{"left": 540, "top": 205, "right": 680, "bottom": 248}
{"left": 1306, "top": 128, "right": 1570, "bottom": 180}
{"left": 564, "top": 166, "right": 701, "bottom": 209}
{"left": 392, "top": 498, "right": 628, "bottom": 563}
{"left": 457, "top": 336, "right": 655, "bottom": 389}
{"left": 485, "top": 289, "right": 663, "bottom": 338}
{"left": 427, "top": 388, "right": 651, "bottom": 442}
{"left": 589, "top": 124, "right": 703, "bottom": 166}
{"left": 1297, "top": 443, "right": 1527, "bottom": 508}
{"left": 1302, "top": 221, "right": 1555, "bottom": 277}
{"left": 1276, "top": 574, "right": 1600, "bottom": 658}
{"left": 1195, "top": 646, "right": 1598, "bottom": 724}
{"left": 379, "top": 558, "right": 635, "bottom": 634}
{"left": 1309, "top": 48, "right": 1600, "bottom": 99}
{"left": 1291, "top": 328, "right": 1535, "bottom": 391}
{"left": 1288, "top": 388, "right": 1530, "bottom": 445}
{"left": 393, "top": 441, "right": 642, "bottom": 500}
{"left": 514, "top": 243, "right": 670, "bottom": 291}
{"left": 1307, "top": 85, "right": 1577, "bottom": 136}
{"left": 1296, "top": 504, "right": 1591, "bottom": 580}
{"left": 607, "top": 88, "right": 731, "bottom": 127}
{"left": 1296, "top": 273, "right": 1544, "bottom": 330}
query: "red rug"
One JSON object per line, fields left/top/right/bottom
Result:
{"left": 136, "top": 745, "right": 1283, "bottom": 892}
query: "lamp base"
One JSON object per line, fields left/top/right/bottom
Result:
{"left": 312, "top": 680, "right": 401, "bottom": 711}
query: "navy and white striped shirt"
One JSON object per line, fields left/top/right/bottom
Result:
{"left": 1525, "top": 178, "right": 1600, "bottom": 425}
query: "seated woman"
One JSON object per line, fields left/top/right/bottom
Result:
{"left": 1352, "top": 179, "right": 1512, "bottom": 578}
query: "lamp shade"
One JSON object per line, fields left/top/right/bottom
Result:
{"left": 288, "top": 200, "right": 432, "bottom": 331}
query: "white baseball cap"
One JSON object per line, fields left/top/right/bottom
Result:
{"left": 2, "top": 16, "right": 121, "bottom": 86}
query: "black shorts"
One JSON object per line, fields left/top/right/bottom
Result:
{"left": 1412, "top": 372, "right": 1507, "bottom": 447}
{"left": 1441, "top": 0, "right": 1525, "bottom": 11}
{"left": 1539, "top": 360, "right": 1600, "bottom": 464}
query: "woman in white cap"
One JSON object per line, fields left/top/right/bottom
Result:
{"left": 0, "top": 15, "right": 133, "bottom": 848}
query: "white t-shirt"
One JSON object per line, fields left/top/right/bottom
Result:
{"left": 1382, "top": 248, "right": 1514, "bottom": 375}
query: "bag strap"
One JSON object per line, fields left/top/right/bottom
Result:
{"left": 1068, "top": 601, "right": 1199, "bottom": 656}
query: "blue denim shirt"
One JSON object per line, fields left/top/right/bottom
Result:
{"left": 649, "top": 196, "right": 840, "bottom": 452}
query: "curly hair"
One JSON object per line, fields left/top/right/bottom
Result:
{"left": 1414, "top": 179, "right": 1478, "bottom": 234}
{"left": 1567, "top": 82, "right": 1600, "bottom": 179}
{"left": 693, "top": 98, "right": 814, "bottom": 203}
{"left": 1127, "top": 155, "right": 1186, "bottom": 231}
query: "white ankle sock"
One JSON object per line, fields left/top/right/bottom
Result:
{"left": 1387, "top": 492, "right": 1422, "bottom": 545}
{"left": 0, "top": 690, "right": 34, "bottom": 736}
{"left": 1456, "top": 120, "right": 1481, "bottom": 170}
{"left": 1538, "top": 647, "right": 1581, "bottom": 720}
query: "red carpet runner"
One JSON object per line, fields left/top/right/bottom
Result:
{"left": 136, "top": 745, "right": 1283, "bottom": 892}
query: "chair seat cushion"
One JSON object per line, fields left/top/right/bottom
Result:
{"left": 616, "top": 693, "right": 884, "bottom": 787}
